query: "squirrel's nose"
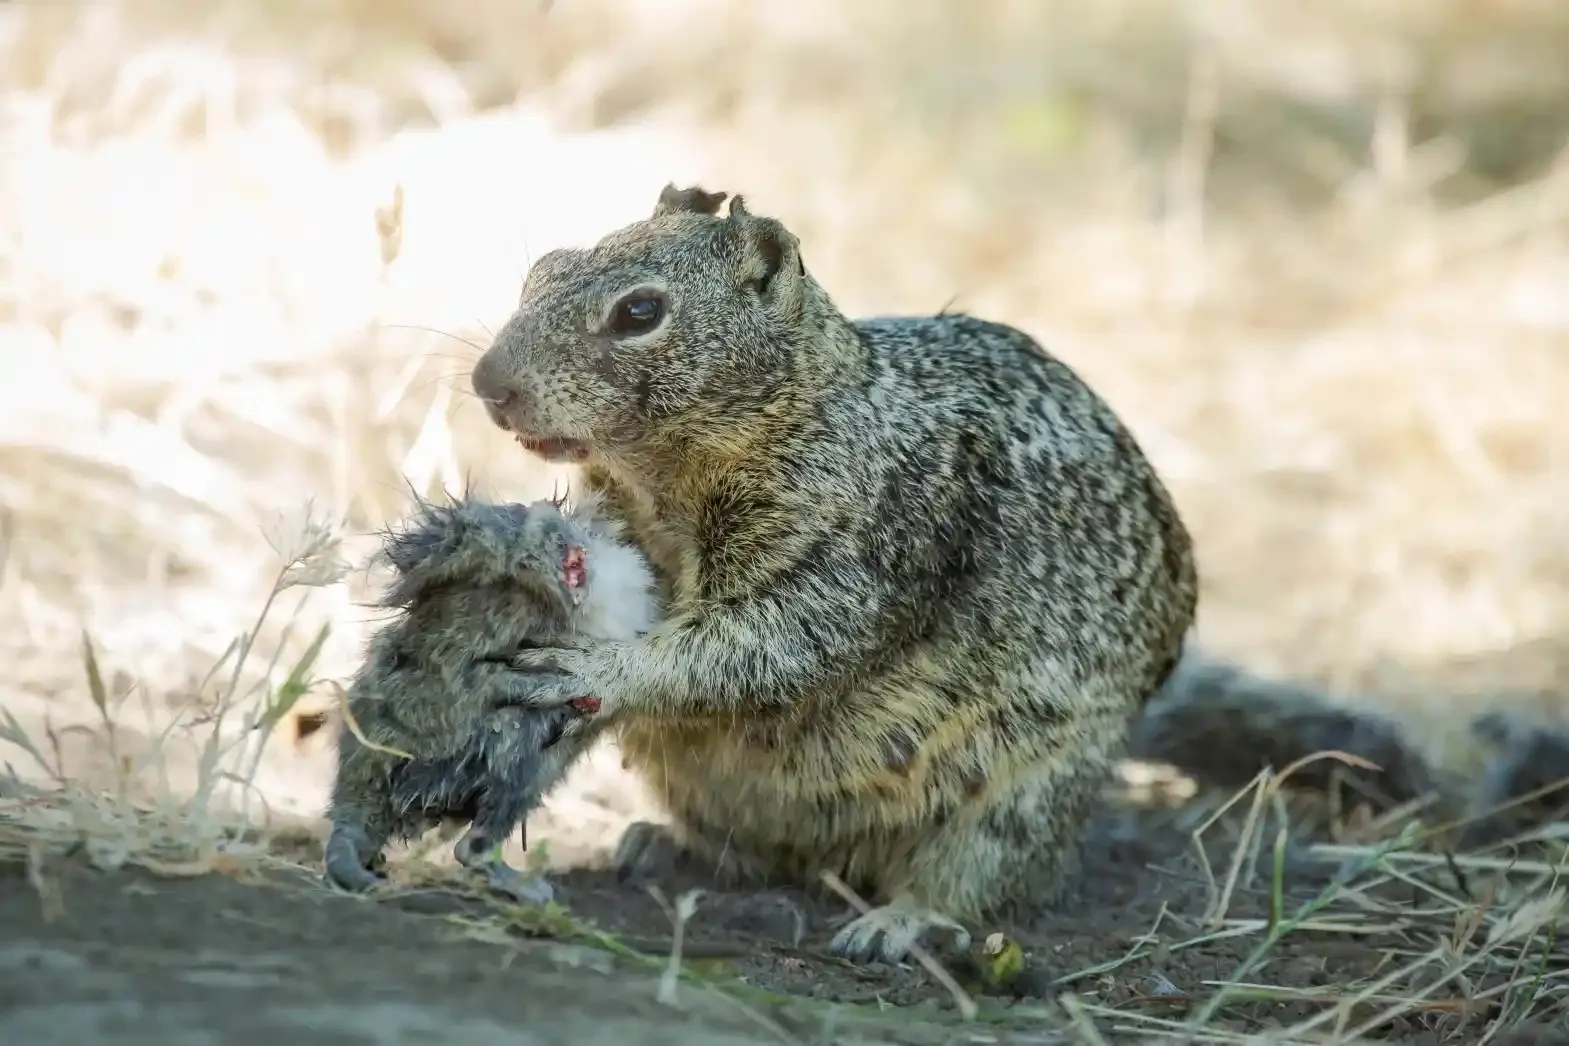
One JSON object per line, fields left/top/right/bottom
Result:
{"left": 471, "top": 352, "right": 521, "bottom": 430}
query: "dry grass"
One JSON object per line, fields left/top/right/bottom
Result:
{"left": 1, "top": 0, "right": 1567, "bottom": 1040}
{"left": 1068, "top": 829, "right": 1569, "bottom": 1043}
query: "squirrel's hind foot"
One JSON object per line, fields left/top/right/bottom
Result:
{"left": 827, "top": 895, "right": 972, "bottom": 966}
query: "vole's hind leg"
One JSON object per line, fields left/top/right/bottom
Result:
{"left": 453, "top": 763, "right": 554, "bottom": 905}
{"left": 324, "top": 811, "right": 392, "bottom": 893}
{"left": 453, "top": 823, "right": 555, "bottom": 905}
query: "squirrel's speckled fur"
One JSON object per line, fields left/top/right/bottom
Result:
{"left": 323, "top": 492, "right": 660, "bottom": 903}
{"left": 470, "top": 184, "right": 1198, "bottom": 963}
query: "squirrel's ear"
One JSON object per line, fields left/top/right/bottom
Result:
{"left": 651, "top": 183, "right": 728, "bottom": 219}
{"left": 726, "top": 195, "right": 805, "bottom": 318}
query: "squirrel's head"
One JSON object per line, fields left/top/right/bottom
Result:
{"left": 470, "top": 184, "right": 823, "bottom": 464}
{"left": 377, "top": 494, "right": 597, "bottom": 614}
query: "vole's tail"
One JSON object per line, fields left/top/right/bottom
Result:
{"left": 1130, "top": 647, "right": 1435, "bottom": 810}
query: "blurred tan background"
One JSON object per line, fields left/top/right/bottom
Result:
{"left": 2, "top": 0, "right": 1568, "bottom": 849}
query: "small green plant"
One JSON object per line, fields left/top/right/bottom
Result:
{"left": 0, "top": 500, "right": 350, "bottom": 871}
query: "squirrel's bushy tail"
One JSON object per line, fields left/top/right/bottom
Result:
{"left": 1459, "top": 711, "right": 1569, "bottom": 844}
{"left": 1133, "top": 646, "right": 1569, "bottom": 841}
{"left": 1130, "top": 647, "right": 1436, "bottom": 811}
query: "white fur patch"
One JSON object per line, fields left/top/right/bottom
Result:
{"left": 578, "top": 532, "right": 661, "bottom": 641}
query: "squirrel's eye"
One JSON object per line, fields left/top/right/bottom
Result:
{"left": 606, "top": 292, "right": 665, "bottom": 337}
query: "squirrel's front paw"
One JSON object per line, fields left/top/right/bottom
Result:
{"left": 323, "top": 825, "right": 391, "bottom": 895}
{"left": 497, "top": 646, "right": 611, "bottom": 714}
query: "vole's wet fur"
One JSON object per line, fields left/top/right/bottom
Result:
{"left": 323, "top": 491, "right": 660, "bottom": 902}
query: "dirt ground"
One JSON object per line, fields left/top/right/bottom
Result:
{"left": 6, "top": 800, "right": 1564, "bottom": 1045}
{"left": 0, "top": 859, "right": 848, "bottom": 1046}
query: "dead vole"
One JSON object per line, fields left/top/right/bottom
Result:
{"left": 323, "top": 491, "right": 660, "bottom": 903}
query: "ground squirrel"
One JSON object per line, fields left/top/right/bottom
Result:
{"left": 468, "top": 184, "right": 1198, "bottom": 964}
{"left": 1134, "top": 648, "right": 1569, "bottom": 845}
{"left": 323, "top": 492, "right": 660, "bottom": 903}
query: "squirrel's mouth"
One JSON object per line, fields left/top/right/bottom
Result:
{"left": 515, "top": 434, "right": 592, "bottom": 463}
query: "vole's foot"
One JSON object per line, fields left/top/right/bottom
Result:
{"left": 482, "top": 862, "right": 556, "bottom": 906}
{"left": 611, "top": 820, "right": 757, "bottom": 888}
{"left": 323, "top": 828, "right": 390, "bottom": 894}
{"left": 828, "top": 896, "right": 972, "bottom": 966}
{"left": 454, "top": 831, "right": 555, "bottom": 906}
{"left": 324, "top": 861, "right": 389, "bottom": 893}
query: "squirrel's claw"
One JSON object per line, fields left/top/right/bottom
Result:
{"left": 497, "top": 671, "right": 589, "bottom": 710}
{"left": 509, "top": 645, "right": 580, "bottom": 676}
{"left": 502, "top": 647, "right": 607, "bottom": 714}
{"left": 828, "top": 900, "right": 972, "bottom": 967}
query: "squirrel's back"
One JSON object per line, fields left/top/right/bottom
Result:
{"left": 597, "top": 307, "right": 1198, "bottom": 913}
